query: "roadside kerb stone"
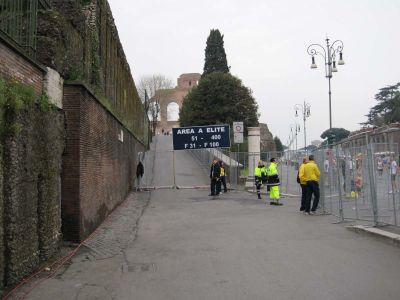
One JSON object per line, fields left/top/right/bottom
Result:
{"left": 347, "top": 225, "right": 400, "bottom": 248}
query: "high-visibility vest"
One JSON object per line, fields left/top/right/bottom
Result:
{"left": 220, "top": 167, "right": 225, "bottom": 176}
{"left": 254, "top": 166, "right": 266, "bottom": 177}
{"left": 267, "top": 162, "right": 278, "bottom": 176}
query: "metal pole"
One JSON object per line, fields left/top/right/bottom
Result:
{"left": 328, "top": 77, "right": 332, "bottom": 130}
{"left": 303, "top": 105, "right": 307, "bottom": 153}
{"left": 326, "top": 38, "right": 333, "bottom": 130}
{"left": 335, "top": 146, "right": 344, "bottom": 222}
{"left": 367, "top": 143, "right": 379, "bottom": 226}
{"left": 172, "top": 149, "right": 177, "bottom": 189}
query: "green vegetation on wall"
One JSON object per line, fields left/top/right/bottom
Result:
{"left": 36, "top": 1, "right": 149, "bottom": 146}
{"left": 90, "top": 30, "right": 101, "bottom": 86}
{"left": 0, "top": 79, "right": 55, "bottom": 136}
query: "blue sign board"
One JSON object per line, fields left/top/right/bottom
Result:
{"left": 172, "top": 125, "right": 230, "bottom": 150}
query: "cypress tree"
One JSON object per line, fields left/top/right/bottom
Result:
{"left": 203, "top": 29, "right": 230, "bottom": 76}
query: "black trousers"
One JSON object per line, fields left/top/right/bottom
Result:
{"left": 210, "top": 178, "right": 218, "bottom": 195}
{"left": 305, "top": 181, "right": 320, "bottom": 212}
{"left": 300, "top": 184, "right": 307, "bottom": 211}
{"left": 255, "top": 177, "right": 262, "bottom": 197}
{"left": 220, "top": 176, "right": 227, "bottom": 192}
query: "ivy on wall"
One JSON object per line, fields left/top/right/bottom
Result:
{"left": 0, "top": 79, "right": 54, "bottom": 137}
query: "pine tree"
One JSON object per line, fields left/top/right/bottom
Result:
{"left": 364, "top": 82, "right": 400, "bottom": 126}
{"left": 203, "top": 29, "right": 230, "bottom": 76}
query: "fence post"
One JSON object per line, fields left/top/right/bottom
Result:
{"left": 317, "top": 149, "right": 326, "bottom": 214}
{"left": 334, "top": 146, "right": 345, "bottom": 222}
{"left": 391, "top": 144, "right": 398, "bottom": 226}
{"left": 366, "top": 143, "right": 379, "bottom": 226}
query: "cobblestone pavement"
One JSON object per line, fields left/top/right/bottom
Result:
{"left": 82, "top": 191, "right": 151, "bottom": 260}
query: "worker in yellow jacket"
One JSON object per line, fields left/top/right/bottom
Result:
{"left": 297, "top": 157, "right": 309, "bottom": 212}
{"left": 254, "top": 161, "right": 267, "bottom": 199}
{"left": 300, "top": 154, "right": 321, "bottom": 215}
{"left": 267, "top": 158, "right": 282, "bottom": 205}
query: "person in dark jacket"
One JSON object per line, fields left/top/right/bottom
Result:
{"left": 209, "top": 159, "right": 221, "bottom": 196}
{"left": 136, "top": 161, "right": 144, "bottom": 191}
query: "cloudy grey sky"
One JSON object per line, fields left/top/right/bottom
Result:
{"left": 108, "top": 0, "right": 400, "bottom": 145}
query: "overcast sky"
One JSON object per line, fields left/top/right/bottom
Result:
{"left": 108, "top": 0, "right": 400, "bottom": 146}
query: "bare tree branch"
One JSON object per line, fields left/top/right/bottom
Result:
{"left": 137, "top": 74, "right": 174, "bottom": 134}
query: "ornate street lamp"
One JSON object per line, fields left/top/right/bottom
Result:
{"left": 290, "top": 123, "right": 301, "bottom": 152}
{"left": 307, "top": 37, "right": 345, "bottom": 130}
{"left": 294, "top": 102, "right": 311, "bottom": 153}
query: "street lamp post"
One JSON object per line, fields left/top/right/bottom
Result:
{"left": 290, "top": 123, "right": 301, "bottom": 152}
{"left": 307, "top": 37, "right": 345, "bottom": 130}
{"left": 294, "top": 102, "right": 311, "bottom": 153}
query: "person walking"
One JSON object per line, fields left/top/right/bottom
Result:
{"left": 209, "top": 159, "right": 221, "bottom": 196}
{"left": 218, "top": 161, "right": 228, "bottom": 193}
{"left": 377, "top": 158, "right": 383, "bottom": 177}
{"left": 297, "top": 157, "right": 308, "bottom": 212}
{"left": 300, "top": 154, "right": 321, "bottom": 215}
{"left": 254, "top": 160, "right": 267, "bottom": 199}
{"left": 390, "top": 156, "right": 398, "bottom": 194}
{"left": 267, "top": 158, "right": 281, "bottom": 205}
{"left": 136, "top": 160, "right": 144, "bottom": 191}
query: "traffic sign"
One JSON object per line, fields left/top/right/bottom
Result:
{"left": 233, "top": 122, "right": 243, "bottom": 133}
{"left": 172, "top": 125, "right": 230, "bottom": 150}
{"left": 234, "top": 132, "right": 243, "bottom": 144}
{"left": 233, "top": 121, "right": 244, "bottom": 144}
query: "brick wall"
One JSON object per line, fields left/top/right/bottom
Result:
{"left": 62, "top": 83, "right": 145, "bottom": 242}
{"left": 157, "top": 73, "right": 201, "bottom": 134}
{"left": 0, "top": 120, "right": 3, "bottom": 294}
{"left": 37, "top": 0, "right": 150, "bottom": 146}
{"left": 0, "top": 38, "right": 65, "bottom": 291}
{"left": 0, "top": 39, "right": 44, "bottom": 95}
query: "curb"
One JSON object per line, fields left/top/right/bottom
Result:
{"left": 346, "top": 225, "right": 400, "bottom": 248}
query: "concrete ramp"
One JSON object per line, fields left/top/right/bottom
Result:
{"left": 151, "top": 136, "right": 209, "bottom": 189}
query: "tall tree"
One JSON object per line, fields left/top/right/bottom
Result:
{"left": 137, "top": 74, "right": 173, "bottom": 134}
{"left": 320, "top": 128, "right": 350, "bottom": 144}
{"left": 274, "top": 136, "right": 284, "bottom": 152}
{"left": 180, "top": 72, "right": 259, "bottom": 131}
{"left": 203, "top": 29, "right": 230, "bottom": 76}
{"left": 364, "top": 82, "right": 400, "bottom": 126}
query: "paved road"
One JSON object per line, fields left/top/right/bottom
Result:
{"left": 21, "top": 136, "right": 400, "bottom": 300}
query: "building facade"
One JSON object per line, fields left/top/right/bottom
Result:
{"left": 156, "top": 73, "right": 201, "bottom": 133}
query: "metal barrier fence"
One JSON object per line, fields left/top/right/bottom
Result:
{"left": 0, "top": 0, "right": 51, "bottom": 59}
{"left": 313, "top": 143, "right": 400, "bottom": 226}
{"left": 189, "top": 143, "right": 400, "bottom": 227}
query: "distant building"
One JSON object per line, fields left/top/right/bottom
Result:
{"left": 340, "top": 123, "right": 400, "bottom": 150}
{"left": 311, "top": 140, "right": 323, "bottom": 147}
{"left": 260, "top": 123, "right": 276, "bottom": 152}
{"left": 155, "top": 73, "right": 201, "bottom": 133}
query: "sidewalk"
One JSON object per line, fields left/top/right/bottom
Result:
{"left": 4, "top": 190, "right": 150, "bottom": 300}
